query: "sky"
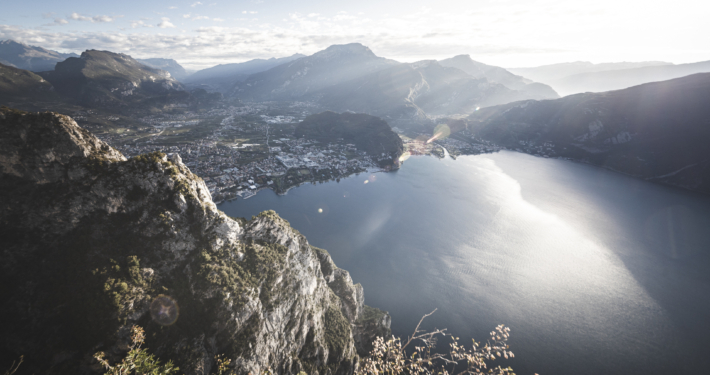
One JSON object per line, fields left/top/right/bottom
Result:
{"left": 1, "top": 0, "right": 708, "bottom": 70}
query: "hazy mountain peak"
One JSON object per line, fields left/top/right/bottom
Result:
{"left": 0, "top": 39, "right": 78, "bottom": 72}
{"left": 183, "top": 53, "right": 306, "bottom": 92}
{"left": 410, "top": 60, "right": 438, "bottom": 69}
{"left": 136, "top": 57, "right": 189, "bottom": 81}
{"left": 313, "top": 43, "right": 378, "bottom": 60}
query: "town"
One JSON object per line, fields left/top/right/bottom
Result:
{"left": 85, "top": 102, "right": 511, "bottom": 204}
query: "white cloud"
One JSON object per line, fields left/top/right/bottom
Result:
{"left": 193, "top": 15, "right": 210, "bottom": 20}
{"left": 41, "top": 12, "right": 55, "bottom": 19}
{"left": 130, "top": 20, "right": 153, "bottom": 29}
{"left": 183, "top": 14, "right": 191, "bottom": 18}
{"left": 69, "top": 13, "right": 116, "bottom": 23}
{"left": 213, "top": 18, "right": 225, "bottom": 22}
{"left": 69, "top": 13, "right": 91, "bottom": 21}
{"left": 92, "top": 15, "right": 115, "bottom": 23}
{"left": 157, "top": 17, "right": 176, "bottom": 28}
{"left": 169, "top": 6, "right": 178, "bottom": 9}
{"left": 6, "top": 1, "right": 709, "bottom": 69}
{"left": 191, "top": 1, "right": 203, "bottom": 7}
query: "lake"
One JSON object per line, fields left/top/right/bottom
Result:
{"left": 218, "top": 151, "right": 710, "bottom": 374}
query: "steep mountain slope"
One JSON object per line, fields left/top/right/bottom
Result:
{"left": 508, "top": 61, "right": 672, "bottom": 83}
{"left": 0, "top": 39, "right": 78, "bottom": 72}
{"left": 317, "top": 60, "right": 552, "bottom": 121}
{"left": 137, "top": 58, "right": 190, "bottom": 81}
{"left": 295, "top": 111, "right": 404, "bottom": 166}
{"left": 439, "top": 55, "right": 559, "bottom": 99}
{"left": 0, "top": 108, "right": 390, "bottom": 374}
{"left": 468, "top": 73, "right": 710, "bottom": 193}
{"left": 0, "top": 62, "right": 59, "bottom": 103}
{"left": 38, "top": 50, "right": 184, "bottom": 106}
{"left": 547, "top": 60, "right": 710, "bottom": 96}
{"left": 232, "top": 43, "right": 399, "bottom": 100}
{"left": 184, "top": 54, "right": 305, "bottom": 93}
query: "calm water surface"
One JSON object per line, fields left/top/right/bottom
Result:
{"left": 219, "top": 151, "right": 710, "bottom": 374}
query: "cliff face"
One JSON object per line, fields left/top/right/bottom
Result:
{"left": 0, "top": 108, "right": 390, "bottom": 375}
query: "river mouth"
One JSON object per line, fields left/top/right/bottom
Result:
{"left": 219, "top": 151, "right": 710, "bottom": 375}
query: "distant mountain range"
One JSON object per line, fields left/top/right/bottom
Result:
{"left": 316, "top": 60, "right": 540, "bottom": 121}
{"left": 37, "top": 50, "right": 184, "bottom": 106}
{"left": 230, "top": 44, "right": 559, "bottom": 122}
{"left": 183, "top": 54, "right": 305, "bottom": 93}
{"left": 439, "top": 55, "right": 557, "bottom": 98}
{"left": 233, "top": 44, "right": 400, "bottom": 100}
{"left": 468, "top": 73, "right": 710, "bottom": 193}
{"left": 509, "top": 61, "right": 672, "bottom": 83}
{"left": 136, "top": 58, "right": 190, "bottom": 81}
{"left": 0, "top": 40, "right": 78, "bottom": 72}
{"left": 509, "top": 60, "right": 710, "bottom": 96}
{"left": 0, "top": 62, "right": 59, "bottom": 103}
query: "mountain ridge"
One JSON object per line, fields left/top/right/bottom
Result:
{"left": 468, "top": 73, "right": 710, "bottom": 193}
{"left": 0, "top": 39, "right": 78, "bottom": 72}
{"left": 184, "top": 54, "right": 306, "bottom": 93}
{"left": 38, "top": 50, "right": 184, "bottom": 106}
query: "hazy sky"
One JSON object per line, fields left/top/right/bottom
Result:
{"left": 1, "top": 0, "right": 708, "bottom": 70}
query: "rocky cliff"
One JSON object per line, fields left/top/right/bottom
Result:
{"left": 0, "top": 107, "right": 390, "bottom": 374}
{"left": 38, "top": 50, "right": 183, "bottom": 106}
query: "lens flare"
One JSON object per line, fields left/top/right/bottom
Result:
{"left": 150, "top": 295, "right": 179, "bottom": 326}
{"left": 364, "top": 180, "right": 369, "bottom": 184}
{"left": 399, "top": 151, "right": 412, "bottom": 162}
{"left": 318, "top": 208, "right": 323, "bottom": 213}
{"left": 369, "top": 174, "right": 377, "bottom": 182}
{"left": 427, "top": 124, "right": 451, "bottom": 144}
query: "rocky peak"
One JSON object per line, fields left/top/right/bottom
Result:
{"left": 0, "top": 108, "right": 125, "bottom": 184}
{"left": 315, "top": 43, "right": 377, "bottom": 60}
{"left": 0, "top": 109, "right": 390, "bottom": 375}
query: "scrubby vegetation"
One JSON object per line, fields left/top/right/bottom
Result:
{"left": 97, "top": 310, "right": 518, "bottom": 375}
{"left": 94, "top": 326, "right": 179, "bottom": 375}
{"left": 357, "top": 310, "right": 516, "bottom": 375}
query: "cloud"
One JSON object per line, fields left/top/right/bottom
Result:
{"left": 169, "top": 6, "right": 178, "bottom": 9}
{"left": 69, "top": 13, "right": 91, "bottom": 21}
{"left": 41, "top": 12, "right": 55, "bottom": 19}
{"left": 157, "top": 17, "right": 176, "bottom": 28}
{"left": 191, "top": 1, "right": 203, "bottom": 7}
{"left": 69, "top": 13, "right": 116, "bottom": 23}
{"left": 5, "top": 2, "right": 703, "bottom": 69}
{"left": 131, "top": 20, "right": 153, "bottom": 29}
{"left": 193, "top": 15, "right": 210, "bottom": 20}
{"left": 43, "top": 18, "right": 69, "bottom": 27}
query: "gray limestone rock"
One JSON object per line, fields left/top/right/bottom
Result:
{"left": 0, "top": 108, "right": 390, "bottom": 375}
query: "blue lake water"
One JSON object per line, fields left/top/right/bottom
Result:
{"left": 219, "top": 151, "right": 710, "bottom": 374}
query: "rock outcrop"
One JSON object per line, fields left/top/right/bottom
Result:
{"left": 0, "top": 107, "right": 390, "bottom": 374}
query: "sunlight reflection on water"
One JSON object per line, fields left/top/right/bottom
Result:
{"left": 219, "top": 151, "right": 710, "bottom": 374}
